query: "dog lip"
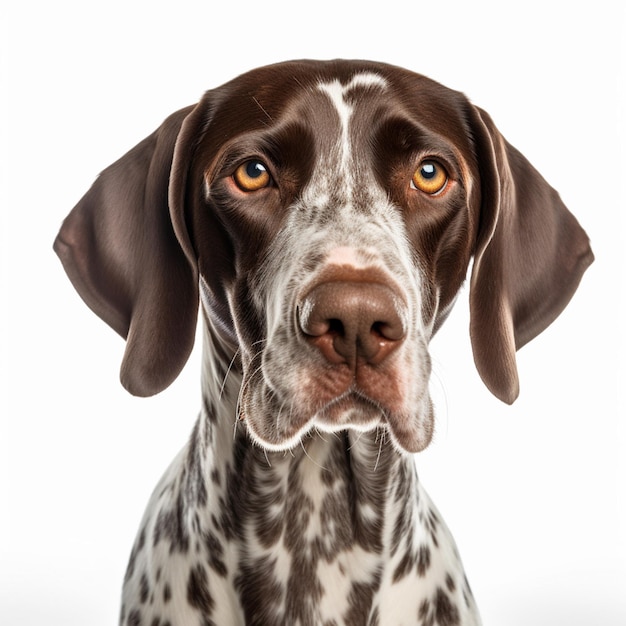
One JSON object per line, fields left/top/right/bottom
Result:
{"left": 314, "top": 389, "right": 384, "bottom": 424}
{"left": 242, "top": 381, "right": 431, "bottom": 455}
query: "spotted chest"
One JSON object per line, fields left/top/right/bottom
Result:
{"left": 120, "top": 399, "right": 479, "bottom": 626}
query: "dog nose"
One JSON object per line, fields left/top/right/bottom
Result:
{"left": 298, "top": 281, "right": 406, "bottom": 366}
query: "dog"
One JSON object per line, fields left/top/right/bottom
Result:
{"left": 54, "top": 60, "right": 593, "bottom": 625}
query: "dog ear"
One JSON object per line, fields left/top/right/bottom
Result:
{"left": 54, "top": 104, "right": 207, "bottom": 397}
{"left": 468, "top": 106, "right": 593, "bottom": 404}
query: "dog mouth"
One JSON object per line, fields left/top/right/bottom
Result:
{"left": 240, "top": 376, "right": 433, "bottom": 454}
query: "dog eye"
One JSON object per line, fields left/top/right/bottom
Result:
{"left": 411, "top": 160, "right": 448, "bottom": 195}
{"left": 233, "top": 160, "right": 272, "bottom": 192}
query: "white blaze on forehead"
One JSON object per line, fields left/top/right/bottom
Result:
{"left": 317, "top": 72, "right": 388, "bottom": 115}
{"left": 316, "top": 72, "right": 388, "bottom": 175}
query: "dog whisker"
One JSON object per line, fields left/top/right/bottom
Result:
{"left": 219, "top": 347, "right": 241, "bottom": 399}
{"left": 374, "top": 428, "right": 386, "bottom": 473}
{"left": 300, "top": 436, "right": 329, "bottom": 472}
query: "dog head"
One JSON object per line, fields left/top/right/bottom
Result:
{"left": 54, "top": 60, "right": 593, "bottom": 452}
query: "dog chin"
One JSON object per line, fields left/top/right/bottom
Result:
{"left": 242, "top": 393, "right": 433, "bottom": 455}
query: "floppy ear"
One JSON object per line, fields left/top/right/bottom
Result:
{"left": 468, "top": 106, "right": 594, "bottom": 404}
{"left": 54, "top": 105, "right": 205, "bottom": 397}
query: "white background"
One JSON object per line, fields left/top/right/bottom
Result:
{"left": 2, "top": 1, "right": 624, "bottom": 625}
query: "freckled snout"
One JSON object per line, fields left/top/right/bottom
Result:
{"left": 298, "top": 280, "right": 407, "bottom": 367}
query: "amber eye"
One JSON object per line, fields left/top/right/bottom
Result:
{"left": 233, "top": 160, "right": 271, "bottom": 192}
{"left": 411, "top": 160, "right": 448, "bottom": 195}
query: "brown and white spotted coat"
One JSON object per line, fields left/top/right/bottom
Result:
{"left": 54, "top": 60, "right": 593, "bottom": 626}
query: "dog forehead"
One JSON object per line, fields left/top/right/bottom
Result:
{"left": 207, "top": 62, "right": 392, "bottom": 133}
{"left": 202, "top": 60, "right": 472, "bottom": 159}
{"left": 220, "top": 59, "right": 392, "bottom": 103}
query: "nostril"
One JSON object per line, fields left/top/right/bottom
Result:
{"left": 298, "top": 305, "right": 343, "bottom": 339}
{"left": 373, "top": 316, "right": 407, "bottom": 342}
{"left": 327, "top": 319, "right": 344, "bottom": 336}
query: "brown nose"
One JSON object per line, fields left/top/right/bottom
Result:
{"left": 298, "top": 281, "right": 406, "bottom": 366}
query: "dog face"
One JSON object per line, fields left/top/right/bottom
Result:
{"left": 195, "top": 68, "right": 478, "bottom": 452}
{"left": 54, "top": 60, "right": 593, "bottom": 453}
